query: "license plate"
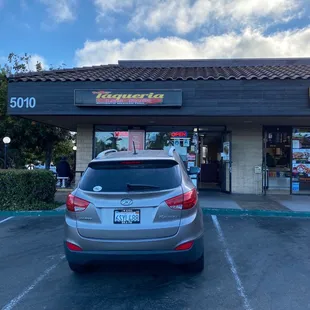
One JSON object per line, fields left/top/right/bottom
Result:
{"left": 114, "top": 209, "right": 140, "bottom": 224}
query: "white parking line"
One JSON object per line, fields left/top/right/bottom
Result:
{"left": 1, "top": 255, "right": 65, "bottom": 310}
{"left": 211, "top": 215, "right": 253, "bottom": 310}
{"left": 0, "top": 217, "right": 14, "bottom": 224}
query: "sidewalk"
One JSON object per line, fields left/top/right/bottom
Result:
{"left": 199, "top": 191, "right": 310, "bottom": 212}
{"left": 55, "top": 188, "right": 71, "bottom": 204}
{"left": 54, "top": 188, "right": 310, "bottom": 214}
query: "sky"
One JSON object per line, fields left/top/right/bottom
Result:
{"left": 0, "top": 0, "right": 310, "bottom": 70}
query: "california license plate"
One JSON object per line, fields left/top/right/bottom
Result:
{"left": 114, "top": 209, "right": 140, "bottom": 224}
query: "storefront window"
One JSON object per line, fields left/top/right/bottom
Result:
{"left": 146, "top": 129, "right": 197, "bottom": 168}
{"left": 94, "top": 127, "right": 198, "bottom": 170}
{"left": 263, "top": 126, "right": 292, "bottom": 192}
{"left": 292, "top": 128, "right": 310, "bottom": 195}
{"left": 95, "top": 129, "right": 129, "bottom": 156}
{"left": 145, "top": 132, "right": 171, "bottom": 150}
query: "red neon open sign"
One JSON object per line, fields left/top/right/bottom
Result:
{"left": 171, "top": 131, "right": 188, "bottom": 138}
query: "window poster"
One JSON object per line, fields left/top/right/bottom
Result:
{"left": 183, "top": 139, "right": 190, "bottom": 147}
{"left": 292, "top": 128, "right": 310, "bottom": 193}
{"left": 128, "top": 130, "right": 145, "bottom": 151}
{"left": 223, "top": 142, "right": 230, "bottom": 162}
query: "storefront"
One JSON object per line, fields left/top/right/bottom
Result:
{"left": 6, "top": 58, "right": 310, "bottom": 195}
{"left": 263, "top": 126, "right": 310, "bottom": 195}
{"left": 93, "top": 125, "right": 232, "bottom": 192}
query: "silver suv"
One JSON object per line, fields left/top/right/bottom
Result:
{"left": 64, "top": 147, "right": 204, "bottom": 273}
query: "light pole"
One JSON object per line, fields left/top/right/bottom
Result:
{"left": 3, "top": 137, "right": 11, "bottom": 169}
{"left": 73, "top": 145, "right": 77, "bottom": 183}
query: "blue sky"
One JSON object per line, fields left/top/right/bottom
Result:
{"left": 0, "top": 0, "right": 310, "bottom": 70}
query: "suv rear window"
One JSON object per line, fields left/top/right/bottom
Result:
{"left": 79, "top": 160, "right": 182, "bottom": 192}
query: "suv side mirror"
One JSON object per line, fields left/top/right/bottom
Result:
{"left": 189, "top": 166, "right": 201, "bottom": 175}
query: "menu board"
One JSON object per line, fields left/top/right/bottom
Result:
{"left": 292, "top": 128, "right": 310, "bottom": 193}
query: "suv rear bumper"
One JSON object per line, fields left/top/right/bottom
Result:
{"left": 64, "top": 235, "right": 204, "bottom": 266}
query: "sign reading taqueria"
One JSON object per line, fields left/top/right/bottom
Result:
{"left": 74, "top": 89, "right": 182, "bottom": 107}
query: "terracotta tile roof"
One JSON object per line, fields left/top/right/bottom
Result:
{"left": 8, "top": 59, "right": 310, "bottom": 82}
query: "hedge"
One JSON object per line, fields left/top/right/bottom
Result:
{"left": 0, "top": 169, "right": 57, "bottom": 211}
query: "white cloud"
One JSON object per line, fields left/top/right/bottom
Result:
{"left": 75, "top": 27, "right": 310, "bottom": 66}
{"left": 129, "top": 0, "right": 301, "bottom": 34}
{"left": 94, "top": 0, "right": 133, "bottom": 15}
{"left": 28, "top": 54, "right": 47, "bottom": 71}
{"left": 93, "top": 0, "right": 302, "bottom": 34}
{"left": 40, "top": 0, "right": 77, "bottom": 23}
{"left": 94, "top": 0, "right": 133, "bottom": 25}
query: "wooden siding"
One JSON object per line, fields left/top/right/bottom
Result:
{"left": 7, "top": 79, "right": 310, "bottom": 117}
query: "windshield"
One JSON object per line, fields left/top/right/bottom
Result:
{"left": 79, "top": 160, "right": 181, "bottom": 192}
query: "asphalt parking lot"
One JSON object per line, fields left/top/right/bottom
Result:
{"left": 1, "top": 215, "right": 310, "bottom": 310}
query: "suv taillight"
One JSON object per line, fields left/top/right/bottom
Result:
{"left": 165, "top": 188, "right": 197, "bottom": 210}
{"left": 66, "top": 194, "right": 90, "bottom": 212}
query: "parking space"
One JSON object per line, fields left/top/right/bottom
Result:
{"left": 0, "top": 216, "right": 14, "bottom": 224}
{"left": 1, "top": 215, "right": 310, "bottom": 310}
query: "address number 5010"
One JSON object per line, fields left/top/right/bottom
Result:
{"left": 10, "top": 97, "right": 36, "bottom": 108}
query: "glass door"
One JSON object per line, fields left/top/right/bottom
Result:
{"left": 262, "top": 126, "right": 292, "bottom": 195}
{"left": 221, "top": 131, "right": 232, "bottom": 193}
{"left": 262, "top": 130, "right": 268, "bottom": 195}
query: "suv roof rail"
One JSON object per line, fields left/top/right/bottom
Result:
{"left": 96, "top": 149, "right": 118, "bottom": 159}
{"left": 168, "top": 146, "right": 176, "bottom": 157}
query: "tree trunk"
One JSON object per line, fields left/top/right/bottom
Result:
{"left": 45, "top": 142, "right": 53, "bottom": 170}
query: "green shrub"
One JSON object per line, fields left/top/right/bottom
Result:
{"left": 0, "top": 169, "right": 57, "bottom": 210}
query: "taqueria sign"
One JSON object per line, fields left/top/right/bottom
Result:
{"left": 74, "top": 89, "right": 182, "bottom": 107}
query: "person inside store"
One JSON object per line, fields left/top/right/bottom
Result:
{"left": 265, "top": 152, "right": 276, "bottom": 167}
{"left": 277, "top": 153, "right": 289, "bottom": 166}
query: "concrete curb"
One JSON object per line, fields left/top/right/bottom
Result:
{"left": 202, "top": 208, "right": 310, "bottom": 218}
{"left": 55, "top": 204, "right": 66, "bottom": 211}
{"left": 1, "top": 208, "right": 310, "bottom": 218}
{"left": 0, "top": 210, "right": 66, "bottom": 217}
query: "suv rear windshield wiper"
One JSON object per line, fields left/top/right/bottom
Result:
{"left": 126, "top": 183, "right": 160, "bottom": 191}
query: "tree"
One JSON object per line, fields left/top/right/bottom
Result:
{"left": 146, "top": 132, "right": 171, "bottom": 149}
{"left": 0, "top": 53, "right": 72, "bottom": 169}
{"left": 0, "top": 68, "right": 8, "bottom": 117}
{"left": 53, "top": 139, "right": 75, "bottom": 166}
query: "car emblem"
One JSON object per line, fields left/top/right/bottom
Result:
{"left": 121, "top": 198, "right": 133, "bottom": 206}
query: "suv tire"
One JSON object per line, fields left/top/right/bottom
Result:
{"left": 181, "top": 254, "right": 204, "bottom": 273}
{"left": 68, "top": 262, "right": 89, "bottom": 274}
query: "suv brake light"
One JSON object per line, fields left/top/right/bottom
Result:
{"left": 66, "top": 242, "right": 83, "bottom": 251}
{"left": 66, "top": 194, "right": 90, "bottom": 212}
{"left": 165, "top": 188, "right": 197, "bottom": 210}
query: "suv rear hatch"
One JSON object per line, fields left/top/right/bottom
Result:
{"left": 74, "top": 159, "right": 184, "bottom": 240}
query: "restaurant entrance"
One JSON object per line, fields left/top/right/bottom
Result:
{"left": 263, "top": 126, "right": 292, "bottom": 195}
{"left": 197, "top": 127, "right": 232, "bottom": 193}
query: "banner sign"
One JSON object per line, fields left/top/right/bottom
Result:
{"left": 114, "top": 131, "right": 128, "bottom": 138}
{"left": 74, "top": 89, "right": 182, "bottom": 107}
{"left": 128, "top": 130, "right": 145, "bottom": 151}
